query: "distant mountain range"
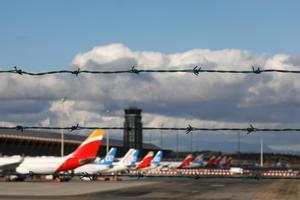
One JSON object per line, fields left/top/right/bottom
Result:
{"left": 184, "top": 140, "right": 299, "bottom": 155}
{"left": 195, "top": 140, "right": 273, "bottom": 153}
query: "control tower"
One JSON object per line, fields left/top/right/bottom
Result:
{"left": 123, "top": 107, "right": 143, "bottom": 150}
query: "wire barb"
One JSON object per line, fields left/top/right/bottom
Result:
{"left": 13, "top": 66, "right": 24, "bottom": 75}
{"left": 130, "top": 66, "right": 140, "bottom": 74}
{"left": 252, "top": 66, "right": 261, "bottom": 74}
{"left": 70, "top": 124, "right": 80, "bottom": 131}
{"left": 193, "top": 66, "right": 201, "bottom": 76}
{"left": 15, "top": 125, "right": 24, "bottom": 131}
{"left": 246, "top": 124, "right": 257, "bottom": 134}
{"left": 186, "top": 124, "right": 194, "bottom": 134}
{"left": 71, "top": 68, "right": 81, "bottom": 76}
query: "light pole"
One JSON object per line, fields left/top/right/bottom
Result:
{"left": 60, "top": 98, "right": 66, "bottom": 157}
{"left": 105, "top": 109, "right": 110, "bottom": 154}
{"left": 260, "top": 139, "right": 264, "bottom": 167}
{"left": 176, "top": 129, "right": 179, "bottom": 160}
{"left": 197, "top": 132, "right": 199, "bottom": 152}
{"left": 175, "top": 119, "right": 179, "bottom": 159}
{"left": 190, "top": 132, "right": 193, "bottom": 153}
{"left": 237, "top": 132, "right": 241, "bottom": 166}
{"left": 160, "top": 123, "right": 164, "bottom": 150}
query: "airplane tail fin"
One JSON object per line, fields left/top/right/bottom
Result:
{"left": 225, "top": 157, "right": 233, "bottom": 166}
{"left": 194, "top": 154, "right": 205, "bottom": 165}
{"left": 130, "top": 149, "right": 139, "bottom": 167}
{"left": 55, "top": 130, "right": 105, "bottom": 172}
{"left": 151, "top": 151, "right": 163, "bottom": 167}
{"left": 119, "top": 148, "right": 135, "bottom": 166}
{"left": 135, "top": 151, "right": 154, "bottom": 170}
{"left": 98, "top": 147, "right": 117, "bottom": 165}
{"left": 205, "top": 155, "right": 216, "bottom": 167}
{"left": 219, "top": 156, "right": 227, "bottom": 166}
{"left": 71, "top": 130, "right": 105, "bottom": 160}
{"left": 213, "top": 156, "right": 222, "bottom": 166}
{"left": 178, "top": 154, "right": 193, "bottom": 169}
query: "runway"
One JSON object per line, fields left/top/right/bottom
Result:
{"left": 0, "top": 178, "right": 299, "bottom": 200}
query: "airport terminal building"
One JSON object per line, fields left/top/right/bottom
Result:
{"left": 0, "top": 128, "right": 162, "bottom": 157}
{"left": 0, "top": 107, "right": 172, "bottom": 158}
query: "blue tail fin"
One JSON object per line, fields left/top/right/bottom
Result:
{"left": 130, "top": 149, "right": 139, "bottom": 167}
{"left": 194, "top": 154, "right": 205, "bottom": 166}
{"left": 151, "top": 151, "right": 163, "bottom": 167}
{"left": 98, "top": 147, "right": 117, "bottom": 165}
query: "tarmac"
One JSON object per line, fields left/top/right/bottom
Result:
{"left": 0, "top": 177, "right": 299, "bottom": 200}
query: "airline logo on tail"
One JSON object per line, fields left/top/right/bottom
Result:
{"left": 55, "top": 130, "right": 105, "bottom": 172}
{"left": 225, "top": 157, "right": 232, "bottom": 167}
{"left": 219, "top": 156, "right": 227, "bottom": 167}
{"left": 213, "top": 156, "right": 222, "bottom": 166}
{"left": 130, "top": 150, "right": 139, "bottom": 167}
{"left": 151, "top": 151, "right": 163, "bottom": 167}
{"left": 135, "top": 151, "right": 154, "bottom": 170}
{"left": 178, "top": 154, "right": 193, "bottom": 169}
{"left": 205, "top": 155, "right": 216, "bottom": 167}
{"left": 119, "top": 148, "right": 136, "bottom": 166}
{"left": 194, "top": 154, "right": 205, "bottom": 166}
{"left": 98, "top": 147, "right": 117, "bottom": 166}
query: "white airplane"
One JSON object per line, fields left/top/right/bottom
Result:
{"left": 0, "top": 156, "right": 24, "bottom": 173}
{"left": 219, "top": 156, "right": 227, "bottom": 167}
{"left": 135, "top": 151, "right": 163, "bottom": 171}
{"left": 102, "top": 148, "right": 139, "bottom": 174}
{"left": 15, "top": 130, "right": 105, "bottom": 179}
{"left": 135, "top": 151, "right": 154, "bottom": 170}
{"left": 184, "top": 154, "right": 206, "bottom": 169}
{"left": 74, "top": 147, "right": 117, "bottom": 175}
{"left": 160, "top": 154, "right": 193, "bottom": 169}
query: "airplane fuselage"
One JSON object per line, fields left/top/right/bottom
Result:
{"left": 74, "top": 163, "right": 110, "bottom": 174}
{"left": 16, "top": 156, "right": 79, "bottom": 174}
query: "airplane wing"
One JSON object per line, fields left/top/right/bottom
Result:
{"left": 0, "top": 157, "right": 24, "bottom": 173}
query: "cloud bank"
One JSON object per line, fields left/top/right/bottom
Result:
{"left": 1, "top": 44, "right": 300, "bottom": 152}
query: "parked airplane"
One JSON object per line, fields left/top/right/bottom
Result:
{"left": 74, "top": 147, "right": 117, "bottom": 175}
{"left": 103, "top": 149, "right": 139, "bottom": 174}
{"left": 219, "top": 156, "right": 227, "bottom": 167}
{"left": 212, "top": 156, "right": 222, "bottom": 167}
{"left": 184, "top": 154, "right": 205, "bottom": 168}
{"left": 135, "top": 151, "right": 154, "bottom": 170}
{"left": 205, "top": 155, "right": 216, "bottom": 167}
{"left": 224, "top": 157, "right": 232, "bottom": 167}
{"left": 161, "top": 154, "right": 193, "bottom": 169}
{"left": 203, "top": 155, "right": 232, "bottom": 168}
{"left": 136, "top": 151, "right": 163, "bottom": 171}
{"left": 151, "top": 151, "right": 163, "bottom": 168}
{"left": 0, "top": 156, "right": 24, "bottom": 173}
{"left": 15, "top": 130, "right": 105, "bottom": 178}
{"left": 130, "top": 149, "right": 139, "bottom": 167}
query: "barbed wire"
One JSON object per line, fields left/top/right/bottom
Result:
{"left": 1, "top": 66, "right": 300, "bottom": 136}
{"left": 1, "top": 66, "right": 300, "bottom": 76}
{"left": 1, "top": 124, "right": 300, "bottom": 134}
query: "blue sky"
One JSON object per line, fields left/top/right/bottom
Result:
{"left": 0, "top": 0, "right": 299, "bottom": 71}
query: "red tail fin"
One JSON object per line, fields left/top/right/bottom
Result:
{"left": 55, "top": 130, "right": 105, "bottom": 172}
{"left": 225, "top": 157, "right": 232, "bottom": 166}
{"left": 71, "top": 130, "right": 105, "bottom": 159}
{"left": 205, "top": 155, "right": 216, "bottom": 167}
{"left": 178, "top": 154, "right": 193, "bottom": 169}
{"left": 135, "top": 151, "right": 154, "bottom": 170}
{"left": 213, "top": 156, "right": 222, "bottom": 166}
